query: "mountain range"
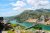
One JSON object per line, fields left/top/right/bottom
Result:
{"left": 4, "top": 9, "right": 50, "bottom": 22}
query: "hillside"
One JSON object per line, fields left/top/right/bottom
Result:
{"left": 3, "top": 9, "right": 50, "bottom": 22}
{"left": 16, "top": 9, "right": 50, "bottom": 22}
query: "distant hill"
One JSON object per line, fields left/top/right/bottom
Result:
{"left": 16, "top": 9, "right": 50, "bottom": 22}
{"left": 3, "top": 9, "right": 50, "bottom": 22}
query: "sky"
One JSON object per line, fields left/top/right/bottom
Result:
{"left": 0, "top": 0, "right": 50, "bottom": 17}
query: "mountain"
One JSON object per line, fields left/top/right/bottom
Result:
{"left": 3, "top": 9, "right": 50, "bottom": 22}
{"left": 16, "top": 9, "right": 50, "bottom": 22}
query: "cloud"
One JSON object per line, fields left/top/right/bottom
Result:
{"left": 12, "top": 1, "right": 26, "bottom": 7}
{"left": 27, "top": 0, "right": 49, "bottom": 5}
{"left": 11, "top": 0, "right": 50, "bottom": 11}
{"left": 11, "top": 1, "right": 26, "bottom": 11}
{"left": 26, "top": 0, "right": 50, "bottom": 9}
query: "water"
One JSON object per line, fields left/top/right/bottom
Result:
{"left": 42, "top": 25, "right": 50, "bottom": 30}
{"left": 38, "top": 24, "right": 50, "bottom": 30}
{"left": 10, "top": 20, "right": 17, "bottom": 24}
{"left": 10, "top": 20, "right": 50, "bottom": 30}
{"left": 17, "top": 22, "right": 35, "bottom": 28}
{"left": 10, "top": 20, "right": 35, "bottom": 28}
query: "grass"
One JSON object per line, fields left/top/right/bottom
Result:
{"left": 11, "top": 24, "right": 16, "bottom": 27}
{"left": 8, "top": 30, "right": 15, "bottom": 33}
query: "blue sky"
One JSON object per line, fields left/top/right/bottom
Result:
{"left": 0, "top": 0, "right": 50, "bottom": 17}
{"left": 0, "top": 0, "right": 18, "bottom": 17}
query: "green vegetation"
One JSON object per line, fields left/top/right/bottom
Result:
{"left": 8, "top": 30, "right": 15, "bottom": 33}
{"left": 16, "top": 9, "right": 50, "bottom": 22}
{"left": 34, "top": 25, "right": 42, "bottom": 30}
{"left": 11, "top": 24, "right": 16, "bottom": 27}
{"left": 4, "top": 9, "right": 50, "bottom": 23}
{"left": 3, "top": 9, "right": 50, "bottom": 31}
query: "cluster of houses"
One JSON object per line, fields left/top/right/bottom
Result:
{"left": 25, "top": 15, "right": 50, "bottom": 25}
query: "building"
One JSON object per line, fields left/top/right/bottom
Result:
{"left": 25, "top": 18, "right": 38, "bottom": 23}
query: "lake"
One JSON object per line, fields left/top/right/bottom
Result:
{"left": 10, "top": 20, "right": 50, "bottom": 30}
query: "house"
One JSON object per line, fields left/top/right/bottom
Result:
{"left": 36, "top": 15, "right": 45, "bottom": 24}
{"left": 45, "top": 19, "right": 50, "bottom": 25}
{"left": 37, "top": 15, "right": 50, "bottom": 24}
{"left": 25, "top": 18, "right": 38, "bottom": 23}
